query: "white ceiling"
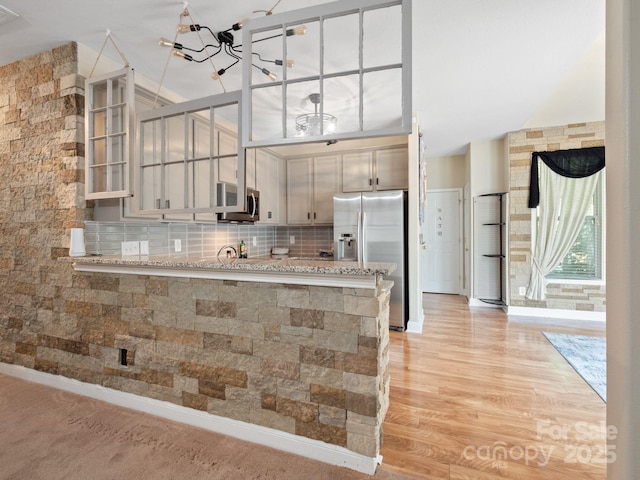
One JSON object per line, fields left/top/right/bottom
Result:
{"left": 0, "top": 0, "right": 605, "bottom": 157}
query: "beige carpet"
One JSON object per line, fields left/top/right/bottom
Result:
{"left": 0, "top": 374, "right": 409, "bottom": 480}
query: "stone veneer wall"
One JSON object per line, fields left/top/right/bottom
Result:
{"left": 0, "top": 43, "right": 390, "bottom": 458}
{"left": 507, "top": 121, "right": 606, "bottom": 312}
{"left": 14, "top": 263, "right": 392, "bottom": 457}
{"left": 0, "top": 43, "right": 90, "bottom": 346}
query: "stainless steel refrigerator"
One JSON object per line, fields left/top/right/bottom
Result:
{"left": 333, "top": 190, "right": 408, "bottom": 331}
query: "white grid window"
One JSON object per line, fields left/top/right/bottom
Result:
{"left": 85, "top": 67, "right": 134, "bottom": 200}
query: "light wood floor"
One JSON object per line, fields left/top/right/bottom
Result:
{"left": 378, "top": 293, "right": 607, "bottom": 480}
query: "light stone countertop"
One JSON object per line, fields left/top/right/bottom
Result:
{"left": 66, "top": 255, "right": 396, "bottom": 289}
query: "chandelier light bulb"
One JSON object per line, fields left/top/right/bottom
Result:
{"left": 275, "top": 59, "right": 295, "bottom": 68}
{"left": 158, "top": 37, "right": 174, "bottom": 47}
{"left": 286, "top": 24, "right": 307, "bottom": 36}
{"left": 211, "top": 68, "right": 226, "bottom": 80}
{"left": 172, "top": 50, "right": 193, "bottom": 61}
{"left": 177, "top": 23, "right": 200, "bottom": 33}
{"left": 259, "top": 68, "right": 276, "bottom": 81}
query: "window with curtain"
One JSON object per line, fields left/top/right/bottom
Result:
{"left": 537, "top": 175, "right": 603, "bottom": 280}
{"left": 526, "top": 146, "right": 605, "bottom": 300}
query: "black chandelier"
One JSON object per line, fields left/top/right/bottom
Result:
{"left": 158, "top": 7, "right": 306, "bottom": 82}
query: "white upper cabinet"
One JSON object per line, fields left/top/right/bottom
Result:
{"left": 286, "top": 155, "right": 340, "bottom": 225}
{"left": 255, "top": 149, "right": 284, "bottom": 224}
{"left": 85, "top": 67, "right": 134, "bottom": 200}
{"left": 342, "top": 147, "right": 408, "bottom": 192}
{"left": 342, "top": 151, "right": 374, "bottom": 192}
{"left": 136, "top": 91, "right": 245, "bottom": 215}
{"left": 246, "top": 148, "right": 256, "bottom": 191}
{"left": 286, "top": 157, "right": 313, "bottom": 225}
{"left": 313, "top": 155, "right": 341, "bottom": 224}
{"left": 375, "top": 147, "right": 409, "bottom": 190}
{"left": 217, "top": 127, "right": 238, "bottom": 185}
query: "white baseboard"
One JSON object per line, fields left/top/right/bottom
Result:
{"left": 406, "top": 309, "right": 424, "bottom": 333}
{"left": 468, "top": 298, "right": 504, "bottom": 309}
{"left": 507, "top": 306, "right": 606, "bottom": 322}
{"left": 0, "top": 363, "right": 379, "bottom": 475}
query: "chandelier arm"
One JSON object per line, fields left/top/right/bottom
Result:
{"left": 251, "top": 51, "right": 276, "bottom": 65}
{"left": 181, "top": 44, "right": 222, "bottom": 54}
{"left": 185, "top": 10, "right": 225, "bottom": 91}
{"left": 222, "top": 57, "right": 241, "bottom": 70}
{"left": 224, "top": 44, "right": 242, "bottom": 61}
{"left": 201, "top": 25, "right": 218, "bottom": 38}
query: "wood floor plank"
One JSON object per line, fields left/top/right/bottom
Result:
{"left": 377, "top": 294, "right": 606, "bottom": 479}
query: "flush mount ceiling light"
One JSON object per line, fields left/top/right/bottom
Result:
{"left": 296, "top": 93, "right": 337, "bottom": 137}
{"left": 158, "top": 4, "right": 306, "bottom": 83}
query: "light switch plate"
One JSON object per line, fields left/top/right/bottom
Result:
{"left": 174, "top": 239, "right": 182, "bottom": 252}
{"left": 122, "top": 241, "right": 140, "bottom": 256}
{"left": 289, "top": 236, "right": 295, "bottom": 244}
{"left": 140, "top": 241, "right": 149, "bottom": 255}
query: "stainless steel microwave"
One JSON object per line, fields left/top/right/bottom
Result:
{"left": 216, "top": 182, "right": 260, "bottom": 223}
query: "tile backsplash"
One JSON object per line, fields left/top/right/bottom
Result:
{"left": 84, "top": 222, "right": 334, "bottom": 258}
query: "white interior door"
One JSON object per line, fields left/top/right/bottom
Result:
{"left": 421, "top": 189, "right": 462, "bottom": 294}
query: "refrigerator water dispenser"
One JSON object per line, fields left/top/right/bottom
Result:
{"left": 337, "top": 233, "right": 357, "bottom": 261}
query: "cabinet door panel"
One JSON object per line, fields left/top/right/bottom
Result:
{"left": 286, "top": 158, "right": 312, "bottom": 225}
{"left": 217, "top": 129, "right": 237, "bottom": 184}
{"left": 164, "top": 162, "right": 185, "bottom": 210}
{"left": 246, "top": 148, "right": 256, "bottom": 190}
{"left": 313, "top": 155, "right": 341, "bottom": 224}
{"left": 375, "top": 147, "right": 408, "bottom": 190}
{"left": 342, "top": 152, "right": 373, "bottom": 192}
{"left": 140, "top": 165, "right": 161, "bottom": 211}
{"left": 255, "top": 149, "right": 281, "bottom": 224}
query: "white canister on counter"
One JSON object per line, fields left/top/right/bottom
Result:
{"left": 69, "top": 228, "right": 86, "bottom": 257}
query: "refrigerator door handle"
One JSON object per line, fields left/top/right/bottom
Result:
{"left": 356, "top": 211, "right": 362, "bottom": 263}
{"left": 361, "top": 212, "right": 367, "bottom": 266}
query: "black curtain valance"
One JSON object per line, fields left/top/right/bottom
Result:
{"left": 528, "top": 146, "right": 605, "bottom": 208}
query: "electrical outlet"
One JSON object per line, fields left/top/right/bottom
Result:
{"left": 519, "top": 286, "right": 526, "bottom": 296}
{"left": 252, "top": 236, "right": 257, "bottom": 246}
{"left": 289, "top": 235, "right": 295, "bottom": 245}
{"left": 121, "top": 241, "right": 140, "bottom": 256}
{"left": 140, "top": 241, "right": 149, "bottom": 255}
{"left": 174, "top": 239, "right": 182, "bottom": 252}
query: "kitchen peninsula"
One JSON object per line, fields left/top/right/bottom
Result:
{"left": 62, "top": 255, "right": 394, "bottom": 473}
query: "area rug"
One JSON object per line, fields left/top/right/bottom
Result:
{"left": 543, "top": 332, "right": 606, "bottom": 402}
